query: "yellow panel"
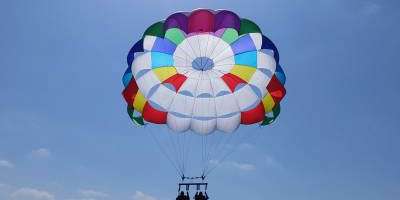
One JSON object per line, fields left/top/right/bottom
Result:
{"left": 262, "top": 93, "right": 275, "bottom": 113}
{"left": 153, "top": 66, "right": 177, "bottom": 82}
{"left": 133, "top": 91, "right": 146, "bottom": 113}
{"left": 230, "top": 65, "right": 256, "bottom": 82}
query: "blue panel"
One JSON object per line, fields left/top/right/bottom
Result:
{"left": 122, "top": 67, "right": 132, "bottom": 87}
{"left": 216, "top": 91, "right": 230, "bottom": 97}
{"left": 261, "top": 35, "right": 279, "bottom": 63}
{"left": 152, "top": 38, "right": 177, "bottom": 55}
{"left": 197, "top": 93, "right": 213, "bottom": 98}
{"left": 127, "top": 39, "right": 144, "bottom": 66}
{"left": 179, "top": 90, "right": 194, "bottom": 97}
{"left": 151, "top": 52, "right": 174, "bottom": 68}
{"left": 234, "top": 51, "right": 257, "bottom": 67}
{"left": 230, "top": 34, "right": 256, "bottom": 54}
{"left": 275, "top": 64, "right": 286, "bottom": 85}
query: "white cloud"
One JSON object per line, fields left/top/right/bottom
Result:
{"left": 11, "top": 188, "right": 54, "bottom": 200}
{"left": 79, "top": 189, "right": 109, "bottom": 198}
{"left": 31, "top": 148, "right": 51, "bottom": 158}
{"left": 209, "top": 160, "right": 256, "bottom": 171}
{"left": 132, "top": 191, "right": 157, "bottom": 200}
{"left": 0, "top": 160, "right": 14, "bottom": 168}
{"left": 228, "top": 161, "right": 256, "bottom": 171}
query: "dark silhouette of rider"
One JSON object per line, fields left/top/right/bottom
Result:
{"left": 194, "top": 191, "right": 208, "bottom": 200}
{"left": 176, "top": 191, "right": 186, "bottom": 200}
{"left": 185, "top": 191, "right": 190, "bottom": 200}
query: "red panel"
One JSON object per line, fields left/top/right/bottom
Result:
{"left": 267, "top": 75, "right": 286, "bottom": 103}
{"left": 142, "top": 102, "right": 167, "bottom": 124}
{"left": 188, "top": 9, "right": 215, "bottom": 33}
{"left": 221, "top": 73, "right": 247, "bottom": 92}
{"left": 122, "top": 79, "right": 139, "bottom": 105}
{"left": 163, "top": 74, "right": 187, "bottom": 92}
{"left": 241, "top": 102, "right": 265, "bottom": 124}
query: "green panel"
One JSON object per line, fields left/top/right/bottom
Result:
{"left": 261, "top": 117, "right": 275, "bottom": 126}
{"left": 260, "top": 104, "right": 281, "bottom": 126}
{"left": 143, "top": 21, "right": 165, "bottom": 38}
{"left": 221, "top": 28, "right": 239, "bottom": 44}
{"left": 165, "top": 28, "right": 186, "bottom": 45}
{"left": 127, "top": 106, "right": 145, "bottom": 126}
{"left": 272, "top": 103, "right": 281, "bottom": 116}
{"left": 239, "top": 18, "right": 262, "bottom": 35}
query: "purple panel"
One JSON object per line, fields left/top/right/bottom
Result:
{"left": 230, "top": 35, "right": 256, "bottom": 54}
{"left": 152, "top": 38, "right": 177, "bottom": 55}
{"left": 165, "top": 12, "right": 188, "bottom": 33}
{"left": 188, "top": 9, "right": 215, "bottom": 33}
{"left": 214, "top": 10, "right": 240, "bottom": 31}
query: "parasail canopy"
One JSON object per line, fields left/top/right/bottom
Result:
{"left": 122, "top": 9, "right": 286, "bottom": 135}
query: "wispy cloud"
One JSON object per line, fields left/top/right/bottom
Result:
{"left": 209, "top": 160, "right": 256, "bottom": 171}
{"left": 132, "top": 191, "right": 157, "bottom": 200}
{"left": 31, "top": 148, "right": 51, "bottom": 158}
{"left": 10, "top": 188, "right": 54, "bottom": 200}
{"left": 228, "top": 161, "right": 256, "bottom": 171}
{"left": 79, "top": 189, "right": 109, "bottom": 199}
{"left": 0, "top": 159, "right": 14, "bottom": 168}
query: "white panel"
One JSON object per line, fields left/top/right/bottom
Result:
{"left": 217, "top": 114, "right": 240, "bottom": 133}
{"left": 186, "top": 35, "right": 202, "bottom": 57}
{"left": 233, "top": 84, "right": 259, "bottom": 111}
{"left": 178, "top": 77, "right": 198, "bottom": 94}
{"left": 168, "top": 94, "right": 195, "bottom": 116}
{"left": 249, "top": 33, "right": 262, "bottom": 50}
{"left": 205, "top": 70, "right": 222, "bottom": 79}
{"left": 196, "top": 79, "right": 213, "bottom": 97}
{"left": 213, "top": 56, "right": 234, "bottom": 73}
{"left": 211, "top": 78, "right": 240, "bottom": 117}
{"left": 192, "top": 97, "right": 216, "bottom": 118}
{"left": 132, "top": 52, "right": 152, "bottom": 77}
{"left": 248, "top": 69, "right": 270, "bottom": 97}
{"left": 143, "top": 36, "right": 157, "bottom": 51}
{"left": 167, "top": 113, "right": 191, "bottom": 132}
{"left": 257, "top": 51, "right": 276, "bottom": 73}
{"left": 215, "top": 94, "right": 240, "bottom": 116}
{"left": 198, "top": 34, "right": 212, "bottom": 58}
{"left": 210, "top": 78, "right": 231, "bottom": 94}
{"left": 173, "top": 53, "right": 190, "bottom": 68}
{"left": 148, "top": 85, "right": 176, "bottom": 110}
{"left": 175, "top": 39, "right": 197, "bottom": 60}
{"left": 191, "top": 118, "right": 216, "bottom": 135}
{"left": 135, "top": 71, "right": 160, "bottom": 98}
{"left": 212, "top": 44, "right": 234, "bottom": 63}
{"left": 204, "top": 35, "right": 221, "bottom": 58}
{"left": 209, "top": 38, "right": 231, "bottom": 60}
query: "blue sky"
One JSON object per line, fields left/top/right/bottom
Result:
{"left": 1, "top": 0, "right": 400, "bottom": 200}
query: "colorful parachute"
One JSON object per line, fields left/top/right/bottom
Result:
{"left": 122, "top": 9, "right": 286, "bottom": 135}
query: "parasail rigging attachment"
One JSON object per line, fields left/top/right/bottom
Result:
{"left": 181, "top": 175, "right": 206, "bottom": 182}
{"left": 178, "top": 176, "right": 208, "bottom": 192}
{"left": 178, "top": 183, "right": 208, "bottom": 192}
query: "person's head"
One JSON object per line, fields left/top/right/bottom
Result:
{"left": 180, "top": 191, "right": 184, "bottom": 195}
{"left": 199, "top": 192, "right": 203, "bottom": 195}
